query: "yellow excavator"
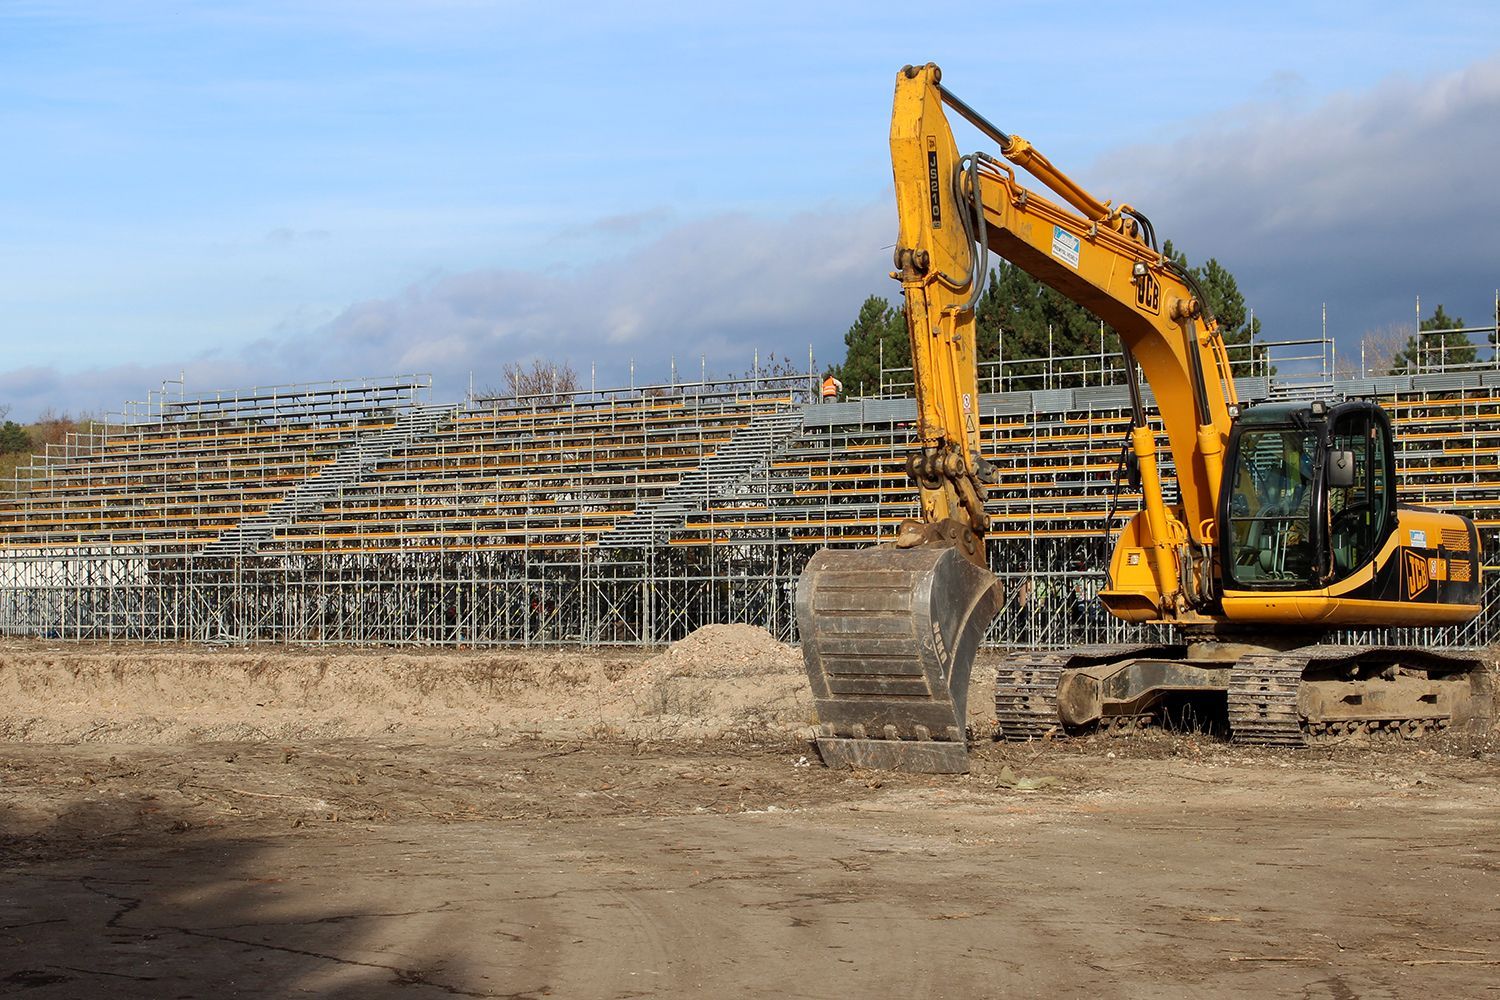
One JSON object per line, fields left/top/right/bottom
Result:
{"left": 796, "top": 64, "right": 1491, "bottom": 772}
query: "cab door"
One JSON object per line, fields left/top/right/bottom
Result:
{"left": 1324, "top": 404, "right": 1395, "bottom": 583}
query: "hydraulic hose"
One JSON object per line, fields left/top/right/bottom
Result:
{"left": 951, "top": 155, "right": 989, "bottom": 315}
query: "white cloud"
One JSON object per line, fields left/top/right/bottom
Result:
{"left": 304, "top": 206, "right": 891, "bottom": 383}
{"left": 1095, "top": 54, "right": 1500, "bottom": 346}
{"left": 1, "top": 205, "right": 893, "bottom": 419}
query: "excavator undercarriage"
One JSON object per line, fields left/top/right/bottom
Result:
{"left": 996, "top": 643, "right": 1494, "bottom": 746}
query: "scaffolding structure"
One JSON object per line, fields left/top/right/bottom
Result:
{"left": 3, "top": 320, "right": 1500, "bottom": 649}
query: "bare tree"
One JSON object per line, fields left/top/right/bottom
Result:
{"left": 1346, "top": 323, "right": 1416, "bottom": 377}
{"left": 715, "top": 351, "right": 808, "bottom": 395}
{"left": 500, "top": 359, "right": 580, "bottom": 406}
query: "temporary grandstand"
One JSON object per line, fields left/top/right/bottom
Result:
{"left": 3, "top": 316, "right": 1500, "bottom": 649}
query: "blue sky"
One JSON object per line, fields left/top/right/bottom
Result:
{"left": 2, "top": 2, "right": 1499, "bottom": 416}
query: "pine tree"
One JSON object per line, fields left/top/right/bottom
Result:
{"left": 835, "top": 248, "right": 1260, "bottom": 395}
{"left": 1163, "top": 240, "right": 1267, "bottom": 374}
{"left": 973, "top": 262, "right": 1104, "bottom": 390}
{"left": 1388, "top": 304, "right": 1475, "bottom": 373}
{"left": 0, "top": 421, "right": 29, "bottom": 454}
{"left": 830, "top": 295, "right": 909, "bottom": 396}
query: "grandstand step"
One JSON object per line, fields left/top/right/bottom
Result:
{"left": 197, "top": 403, "right": 456, "bottom": 558}
{"left": 599, "top": 408, "right": 805, "bottom": 549}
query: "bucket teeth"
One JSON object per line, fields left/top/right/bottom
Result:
{"left": 796, "top": 545, "right": 1001, "bottom": 774}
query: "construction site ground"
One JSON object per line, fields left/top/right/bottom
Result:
{"left": 2, "top": 627, "right": 1499, "bottom": 998}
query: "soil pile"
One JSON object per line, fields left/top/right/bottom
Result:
{"left": 605, "top": 624, "right": 811, "bottom": 737}
{"left": 646, "top": 623, "right": 801, "bottom": 676}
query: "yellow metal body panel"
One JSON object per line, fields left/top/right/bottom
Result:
{"left": 1220, "top": 506, "right": 1481, "bottom": 626}
{"left": 1217, "top": 593, "right": 1479, "bottom": 627}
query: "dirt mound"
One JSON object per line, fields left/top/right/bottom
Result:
{"left": 0, "top": 643, "right": 648, "bottom": 744}
{"left": 601, "top": 625, "right": 811, "bottom": 737}
{"left": 645, "top": 623, "right": 802, "bottom": 677}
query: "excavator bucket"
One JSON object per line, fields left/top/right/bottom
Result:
{"left": 796, "top": 545, "right": 1002, "bottom": 773}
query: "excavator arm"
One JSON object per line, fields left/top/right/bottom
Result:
{"left": 885, "top": 67, "right": 993, "bottom": 565}
{"left": 892, "top": 62, "right": 1239, "bottom": 620}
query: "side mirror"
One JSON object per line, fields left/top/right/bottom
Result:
{"left": 1327, "top": 449, "right": 1356, "bottom": 488}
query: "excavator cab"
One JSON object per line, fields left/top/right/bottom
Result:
{"left": 1221, "top": 400, "right": 1396, "bottom": 590}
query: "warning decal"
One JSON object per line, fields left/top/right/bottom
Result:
{"left": 1051, "top": 226, "right": 1081, "bottom": 268}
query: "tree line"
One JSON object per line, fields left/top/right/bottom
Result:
{"left": 831, "top": 248, "right": 1486, "bottom": 393}
{"left": 0, "top": 410, "right": 98, "bottom": 490}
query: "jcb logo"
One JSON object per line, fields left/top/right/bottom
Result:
{"left": 927, "top": 142, "right": 941, "bottom": 228}
{"left": 1404, "top": 549, "right": 1431, "bottom": 600}
{"left": 1135, "top": 271, "right": 1161, "bottom": 314}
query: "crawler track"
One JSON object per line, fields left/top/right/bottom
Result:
{"left": 994, "top": 652, "right": 1068, "bottom": 742}
{"left": 1231, "top": 645, "right": 1491, "bottom": 747}
{"left": 1226, "top": 652, "right": 1305, "bottom": 746}
{"left": 995, "top": 645, "right": 1177, "bottom": 742}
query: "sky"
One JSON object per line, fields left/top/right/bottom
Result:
{"left": 1, "top": 1, "right": 1498, "bottom": 418}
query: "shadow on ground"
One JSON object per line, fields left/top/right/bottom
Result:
{"left": 0, "top": 794, "right": 477, "bottom": 998}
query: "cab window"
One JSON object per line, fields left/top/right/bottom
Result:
{"left": 1226, "top": 428, "right": 1317, "bottom": 585}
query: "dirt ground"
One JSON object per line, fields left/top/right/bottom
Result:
{"left": 3, "top": 629, "right": 1499, "bottom": 998}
